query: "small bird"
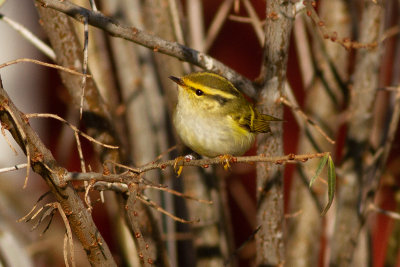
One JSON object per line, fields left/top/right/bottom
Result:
{"left": 169, "top": 72, "right": 281, "bottom": 158}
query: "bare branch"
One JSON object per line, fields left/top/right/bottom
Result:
{"left": 126, "top": 185, "right": 154, "bottom": 266}
{"left": 204, "top": 0, "right": 234, "bottom": 52}
{"left": 26, "top": 113, "right": 118, "bottom": 149}
{"left": 280, "top": 94, "right": 335, "bottom": 144}
{"left": 304, "top": 0, "right": 379, "bottom": 50}
{"left": 368, "top": 203, "right": 400, "bottom": 221}
{"left": 64, "top": 152, "right": 328, "bottom": 183}
{"left": 80, "top": 16, "right": 89, "bottom": 119}
{"left": 0, "top": 163, "right": 28, "bottom": 174}
{"left": 0, "top": 14, "right": 56, "bottom": 59}
{"left": 0, "top": 58, "right": 91, "bottom": 77}
{"left": 0, "top": 76, "right": 116, "bottom": 266}
{"left": 136, "top": 152, "right": 328, "bottom": 174}
{"left": 256, "top": 0, "right": 294, "bottom": 265}
{"left": 241, "top": 0, "right": 263, "bottom": 44}
{"left": 137, "top": 194, "right": 199, "bottom": 224}
{"left": 54, "top": 202, "right": 76, "bottom": 267}
{"left": 34, "top": 0, "right": 256, "bottom": 98}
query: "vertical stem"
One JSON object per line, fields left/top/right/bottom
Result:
{"left": 286, "top": 0, "right": 350, "bottom": 266}
{"left": 330, "top": 2, "right": 384, "bottom": 266}
{"left": 256, "top": 1, "right": 294, "bottom": 265}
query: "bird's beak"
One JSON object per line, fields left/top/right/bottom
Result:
{"left": 169, "top": 76, "right": 184, "bottom": 86}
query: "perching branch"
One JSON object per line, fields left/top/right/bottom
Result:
{"left": 61, "top": 152, "right": 329, "bottom": 183}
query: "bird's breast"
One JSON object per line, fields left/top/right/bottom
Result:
{"left": 173, "top": 103, "right": 255, "bottom": 157}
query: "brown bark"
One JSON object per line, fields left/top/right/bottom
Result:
{"left": 256, "top": 0, "right": 294, "bottom": 265}
{"left": 330, "top": 2, "right": 384, "bottom": 266}
{"left": 0, "top": 78, "right": 116, "bottom": 266}
{"left": 286, "top": 0, "right": 351, "bottom": 266}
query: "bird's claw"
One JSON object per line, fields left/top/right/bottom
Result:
{"left": 219, "top": 154, "right": 234, "bottom": 170}
{"left": 173, "top": 156, "right": 184, "bottom": 176}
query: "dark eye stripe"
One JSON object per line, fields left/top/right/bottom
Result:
{"left": 211, "top": 95, "right": 229, "bottom": 106}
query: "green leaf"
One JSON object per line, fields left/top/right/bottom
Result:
{"left": 321, "top": 156, "right": 336, "bottom": 216}
{"left": 309, "top": 153, "right": 329, "bottom": 188}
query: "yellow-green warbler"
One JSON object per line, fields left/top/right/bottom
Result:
{"left": 170, "top": 72, "right": 281, "bottom": 158}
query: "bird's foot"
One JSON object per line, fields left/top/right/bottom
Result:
{"left": 173, "top": 154, "right": 197, "bottom": 176}
{"left": 219, "top": 154, "right": 234, "bottom": 170}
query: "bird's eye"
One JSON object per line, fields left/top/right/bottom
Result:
{"left": 195, "top": 89, "right": 204, "bottom": 96}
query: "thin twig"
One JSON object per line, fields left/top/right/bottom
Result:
{"left": 204, "top": 0, "right": 234, "bottom": 52}
{"left": 228, "top": 15, "right": 264, "bottom": 24}
{"left": 135, "top": 152, "right": 329, "bottom": 174}
{"left": 103, "top": 160, "right": 141, "bottom": 174}
{"left": 63, "top": 233, "right": 70, "bottom": 267}
{"left": 186, "top": 0, "right": 205, "bottom": 52}
{"left": 65, "top": 171, "right": 134, "bottom": 183}
{"left": 0, "top": 76, "right": 116, "bottom": 265}
{"left": 0, "top": 58, "right": 91, "bottom": 77}
{"left": 137, "top": 194, "right": 199, "bottom": 224}
{"left": 74, "top": 131, "right": 86, "bottom": 173}
{"left": 92, "top": 181, "right": 128, "bottom": 193}
{"left": 84, "top": 179, "right": 94, "bottom": 211}
{"left": 80, "top": 16, "right": 89, "bottom": 119}
{"left": 368, "top": 203, "right": 400, "bottom": 220}
{"left": 54, "top": 202, "right": 76, "bottom": 267}
{"left": 293, "top": 16, "right": 313, "bottom": 89}
{"left": 85, "top": 152, "right": 330, "bottom": 180}
{"left": 126, "top": 185, "right": 154, "bottom": 266}
{"left": 224, "top": 225, "right": 261, "bottom": 266}
{"left": 241, "top": 0, "right": 263, "bottom": 44}
{"left": 25, "top": 113, "right": 118, "bottom": 149}
{"left": 169, "top": 0, "right": 185, "bottom": 44}
{"left": 280, "top": 94, "right": 335, "bottom": 144}
{"left": 34, "top": 0, "right": 256, "bottom": 98}
{"left": 0, "top": 163, "right": 28, "bottom": 174}
{"left": 73, "top": 178, "right": 212, "bottom": 204}
{"left": 304, "top": 0, "right": 378, "bottom": 50}
{"left": 144, "top": 183, "right": 213, "bottom": 204}
{"left": 88, "top": 0, "right": 97, "bottom": 11}
{"left": 147, "top": 145, "right": 177, "bottom": 164}
{"left": 233, "top": 0, "right": 240, "bottom": 13}
{"left": 379, "top": 25, "right": 400, "bottom": 43}
{"left": 1, "top": 124, "right": 18, "bottom": 155}
{"left": 17, "top": 191, "right": 52, "bottom": 222}
{"left": 0, "top": 14, "right": 56, "bottom": 60}
{"left": 2, "top": 103, "right": 31, "bottom": 188}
